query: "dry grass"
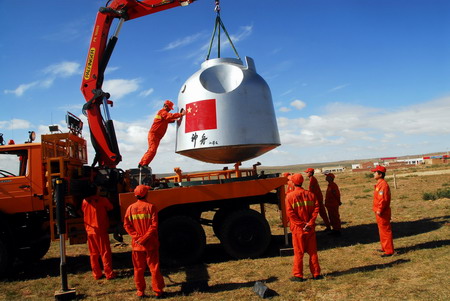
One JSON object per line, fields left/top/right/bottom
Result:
{"left": 1, "top": 165, "right": 449, "bottom": 301}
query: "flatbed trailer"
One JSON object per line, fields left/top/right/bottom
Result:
{"left": 120, "top": 165, "right": 288, "bottom": 265}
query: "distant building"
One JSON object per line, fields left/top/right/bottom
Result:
{"left": 423, "top": 154, "right": 449, "bottom": 165}
{"left": 321, "top": 166, "right": 345, "bottom": 173}
{"left": 396, "top": 158, "right": 424, "bottom": 165}
{"left": 352, "top": 161, "right": 375, "bottom": 172}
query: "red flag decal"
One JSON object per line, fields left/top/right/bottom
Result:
{"left": 185, "top": 99, "right": 217, "bottom": 133}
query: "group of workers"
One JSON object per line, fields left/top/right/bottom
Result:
{"left": 82, "top": 184, "right": 165, "bottom": 298}
{"left": 284, "top": 166, "right": 394, "bottom": 281}
{"left": 81, "top": 99, "right": 180, "bottom": 298}
{"left": 81, "top": 98, "right": 393, "bottom": 296}
{"left": 81, "top": 165, "right": 394, "bottom": 296}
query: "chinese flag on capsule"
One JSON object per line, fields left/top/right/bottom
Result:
{"left": 185, "top": 99, "right": 217, "bottom": 133}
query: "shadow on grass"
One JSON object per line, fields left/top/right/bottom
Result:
{"left": 4, "top": 248, "right": 134, "bottom": 281}
{"left": 326, "top": 258, "right": 410, "bottom": 277}
{"left": 164, "top": 268, "right": 278, "bottom": 297}
{"left": 313, "top": 215, "right": 449, "bottom": 251}
{"left": 3, "top": 216, "right": 448, "bottom": 282}
{"left": 395, "top": 239, "right": 450, "bottom": 255}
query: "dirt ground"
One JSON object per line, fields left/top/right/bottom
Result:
{"left": 1, "top": 163, "right": 449, "bottom": 300}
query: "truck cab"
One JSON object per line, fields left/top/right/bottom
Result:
{"left": 0, "top": 137, "right": 51, "bottom": 276}
{"left": 0, "top": 142, "right": 45, "bottom": 214}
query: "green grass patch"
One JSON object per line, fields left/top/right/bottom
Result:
{"left": 422, "top": 188, "right": 450, "bottom": 200}
{"left": 364, "top": 173, "right": 373, "bottom": 179}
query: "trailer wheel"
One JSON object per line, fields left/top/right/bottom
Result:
{"left": 212, "top": 209, "right": 231, "bottom": 239}
{"left": 159, "top": 216, "right": 206, "bottom": 266}
{"left": 221, "top": 209, "right": 271, "bottom": 259}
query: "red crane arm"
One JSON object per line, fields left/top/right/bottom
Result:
{"left": 81, "top": 0, "right": 195, "bottom": 168}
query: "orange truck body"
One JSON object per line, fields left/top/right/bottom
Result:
{"left": 0, "top": 132, "right": 288, "bottom": 275}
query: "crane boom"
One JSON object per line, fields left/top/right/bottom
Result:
{"left": 81, "top": 0, "right": 195, "bottom": 168}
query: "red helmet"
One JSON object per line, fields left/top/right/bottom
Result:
{"left": 134, "top": 185, "right": 150, "bottom": 199}
{"left": 164, "top": 100, "right": 174, "bottom": 110}
{"left": 290, "top": 173, "right": 304, "bottom": 185}
{"left": 371, "top": 165, "right": 387, "bottom": 173}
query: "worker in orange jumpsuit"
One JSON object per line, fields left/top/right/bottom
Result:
{"left": 124, "top": 185, "right": 165, "bottom": 299}
{"left": 371, "top": 165, "right": 395, "bottom": 257}
{"left": 324, "top": 172, "right": 342, "bottom": 236}
{"left": 304, "top": 168, "right": 331, "bottom": 232}
{"left": 82, "top": 185, "right": 116, "bottom": 280}
{"left": 283, "top": 172, "right": 294, "bottom": 193}
{"left": 285, "top": 173, "right": 322, "bottom": 281}
{"left": 138, "top": 100, "right": 185, "bottom": 168}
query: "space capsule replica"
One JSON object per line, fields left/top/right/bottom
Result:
{"left": 175, "top": 56, "right": 280, "bottom": 164}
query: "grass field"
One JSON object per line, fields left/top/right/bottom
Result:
{"left": 1, "top": 164, "right": 449, "bottom": 300}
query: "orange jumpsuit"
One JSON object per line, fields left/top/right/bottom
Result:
{"left": 373, "top": 178, "right": 394, "bottom": 255}
{"left": 308, "top": 176, "right": 331, "bottom": 229}
{"left": 123, "top": 200, "right": 164, "bottom": 297}
{"left": 325, "top": 181, "right": 341, "bottom": 231}
{"left": 82, "top": 195, "right": 115, "bottom": 280}
{"left": 139, "top": 109, "right": 182, "bottom": 166}
{"left": 285, "top": 187, "right": 321, "bottom": 278}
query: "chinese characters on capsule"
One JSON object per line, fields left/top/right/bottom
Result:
{"left": 191, "top": 132, "right": 218, "bottom": 148}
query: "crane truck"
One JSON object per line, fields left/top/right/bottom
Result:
{"left": 0, "top": 0, "right": 288, "bottom": 277}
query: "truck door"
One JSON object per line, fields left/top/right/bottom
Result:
{"left": 0, "top": 148, "right": 34, "bottom": 214}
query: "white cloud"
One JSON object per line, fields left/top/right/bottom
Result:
{"left": 4, "top": 61, "right": 81, "bottom": 97}
{"left": 139, "top": 88, "right": 154, "bottom": 97}
{"left": 279, "top": 107, "right": 291, "bottom": 112}
{"left": 162, "top": 32, "right": 203, "bottom": 50}
{"left": 4, "top": 82, "right": 38, "bottom": 97}
{"left": 281, "top": 89, "right": 294, "bottom": 96}
{"left": 105, "top": 66, "right": 120, "bottom": 74}
{"left": 103, "top": 78, "right": 141, "bottom": 100}
{"left": 230, "top": 25, "right": 253, "bottom": 43}
{"left": 277, "top": 96, "right": 450, "bottom": 151}
{"left": 43, "top": 61, "right": 81, "bottom": 77}
{"left": 290, "top": 99, "right": 306, "bottom": 110}
{"left": 328, "top": 84, "right": 350, "bottom": 92}
{"left": 0, "top": 119, "right": 32, "bottom": 130}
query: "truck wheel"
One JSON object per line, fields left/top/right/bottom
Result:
{"left": 221, "top": 209, "right": 271, "bottom": 259}
{"left": 16, "top": 236, "right": 51, "bottom": 263}
{"left": 159, "top": 216, "right": 206, "bottom": 266}
{"left": 0, "top": 238, "right": 9, "bottom": 277}
{"left": 212, "top": 209, "right": 231, "bottom": 239}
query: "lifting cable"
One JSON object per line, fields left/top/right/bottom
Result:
{"left": 206, "top": 0, "right": 240, "bottom": 60}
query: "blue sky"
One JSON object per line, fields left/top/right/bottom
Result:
{"left": 1, "top": 0, "right": 449, "bottom": 173}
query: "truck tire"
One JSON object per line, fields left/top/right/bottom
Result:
{"left": 221, "top": 209, "right": 271, "bottom": 259}
{"left": 159, "top": 216, "right": 206, "bottom": 266}
{"left": 0, "top": 238, "right": 9, "bottom": 278}
{"left": 16, "top": 236, "right": 51, "bottom": 263}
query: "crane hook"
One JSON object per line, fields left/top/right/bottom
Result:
{"left": 214, "top": 0, "right": 220, "bottom": 13}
